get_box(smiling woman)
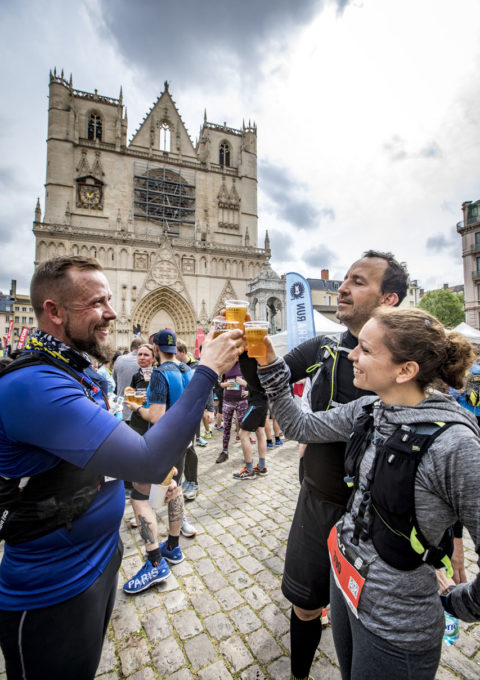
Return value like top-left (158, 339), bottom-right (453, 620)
top-left (255, 307), bottom-right (480, 680)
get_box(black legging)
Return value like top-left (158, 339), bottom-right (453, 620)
top-left (0, 541), bottom-right (122, 680)
top-left (330, 579), bottom-right (442, 680)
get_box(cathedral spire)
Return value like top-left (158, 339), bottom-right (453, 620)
top-left (34, 197), bottom-right (41, 223)
top-left (264, 229), bottom-right (271, 254)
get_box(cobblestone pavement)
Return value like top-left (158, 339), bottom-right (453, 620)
top-left (1, 430), bottom-right (479, 679)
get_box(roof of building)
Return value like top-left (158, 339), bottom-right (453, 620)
top-left (307, 278), bottom-right (341, 293)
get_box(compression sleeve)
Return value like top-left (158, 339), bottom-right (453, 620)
top-left (85, 365), bottom-right (217, 482)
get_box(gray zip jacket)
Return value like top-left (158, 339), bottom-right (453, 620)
top-left (259, 359), bottom-right (480, 650)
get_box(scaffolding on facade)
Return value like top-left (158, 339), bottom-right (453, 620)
top-left (133, 161), bottom-right (195, 236)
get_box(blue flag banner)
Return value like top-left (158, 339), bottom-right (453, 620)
top-left (286, 272), bottom-right (316, 352)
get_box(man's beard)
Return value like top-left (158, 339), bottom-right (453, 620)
top-left (65, 319), bottom-right (113, 363)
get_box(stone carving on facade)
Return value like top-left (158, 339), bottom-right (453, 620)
top-left (91, 151), bottom-right (105, 178)
top-left (76, 150), bottom-right (90, 174)
top-left (134, 253), bottom-right (148, 270)
top-left (212, 279), bottom-right (238, 319)
top-left (182, 256), bottom-right (195, 274)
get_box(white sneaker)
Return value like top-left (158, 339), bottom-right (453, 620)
top-left (183, 481), bottom-right (197, 501)
top-left (180, 516), bottom-right (196, 538)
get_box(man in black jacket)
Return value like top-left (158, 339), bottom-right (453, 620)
top-left (241, 250), bottom-right (408, 680)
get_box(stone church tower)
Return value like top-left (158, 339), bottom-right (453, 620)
top-left (33, 69), bottom-right (268, 349)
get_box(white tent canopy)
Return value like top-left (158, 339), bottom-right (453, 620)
top-left (451, 322), bottom-right (480, 344)
top-left (270, 310), bottom-right (344, 356)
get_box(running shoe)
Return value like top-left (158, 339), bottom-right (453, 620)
top-left (275, 438), bottom-right (283, 446)
top-left (253, 464), bottom-right (268, 476)
top-left (183, 482), bottom-right (197, 501)
top-left (159, 540), bottom-right (184, 564)
top-left (233, 467), bottom-right (255, 480)
top-left (128, 517), bottom-right (138, 528)
top-left (181, 480), bottom-right (189, 494)
top-left (180, 516), bottom-right (197, 537)
top-left (214, 424), bottom-right (224, 431)
top-left (197, 436), bottom-right (207, 447)
top-left (235, 435), bottom-right (240, 441)
top-left (203, 430), bottom-right (213, 438)
top-left (123, 558), bottom-right (170, 594)
top-left (267, 441), bottom-right (274, 449)
top-left (216, 451), bottom-right (229, 464)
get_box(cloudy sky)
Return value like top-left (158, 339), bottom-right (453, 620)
top-left (1, 0), bottom-right (480, 294)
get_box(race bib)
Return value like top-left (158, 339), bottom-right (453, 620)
top-left (328, 523), bottom-right (366, 617)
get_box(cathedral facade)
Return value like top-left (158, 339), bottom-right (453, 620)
top-left (33, 70), bottom-right (268, 349)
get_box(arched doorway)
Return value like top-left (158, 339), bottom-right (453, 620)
top-left (133, 287), bottom-right (196, 348)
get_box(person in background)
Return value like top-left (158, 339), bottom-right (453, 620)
top-left (176, 340), bottom-right (200, 501)
top-left (113, 338), bottom-right (144, 421)
top-left (123, 329), bottom-right (197, 594)
top-left (97, 354), bottom-right (118, 397)
top-left (265, 412), bottom-right (283, 448)
top-left (215, 362), bottom-right (249, 464)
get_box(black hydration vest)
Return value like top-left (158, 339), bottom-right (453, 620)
top-left (306, 334), bottom-right (353, 412)
top-left (0, 352), bottom-right (105, 545)
top-left (343, 401), bottom-right (455, 574)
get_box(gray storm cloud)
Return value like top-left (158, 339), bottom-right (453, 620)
top-left (98, 0), bottom-right (351, 87)
top-left (302, 243), bottom-right (337, 268)
top-left (260, 161), bottom-right (335, 231)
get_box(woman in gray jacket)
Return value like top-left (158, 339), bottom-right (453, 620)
top-left (256, 307), bottom-right (480, 680)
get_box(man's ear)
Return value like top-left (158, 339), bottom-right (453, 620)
top-left (382, 292), bottom-right (399, 308)
top-left (396, 361), bottom-right (419, 384)
top-left (43, 299), bottom-right (66, 327)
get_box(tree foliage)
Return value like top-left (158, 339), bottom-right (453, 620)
top-left (417, 290), bottom-right (465, 328)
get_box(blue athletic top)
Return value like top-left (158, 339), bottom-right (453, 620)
top-left (0, 363), bottom-right (122, 610)
top-left (148, 361), bottom-right (192, 408)
top-left (0, 359), bottom-right (215, 611)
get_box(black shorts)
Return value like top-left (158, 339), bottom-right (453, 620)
top-left (240, 403), bottom-right (268, 432)
top-left (282, 482), bottom-right (345, 610)
top-left (0, 541), bottom-right (122, 680)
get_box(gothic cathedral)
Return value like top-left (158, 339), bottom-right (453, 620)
top-left (33, 70), bottom-right (268, 349)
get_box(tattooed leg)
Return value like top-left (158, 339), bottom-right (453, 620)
top-left (168, 488), bottom-right (184, 537)
top-left (131, 498), bottom-right (158, 551)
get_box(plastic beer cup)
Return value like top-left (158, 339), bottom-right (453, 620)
top-left (134, 389), bottom-right (147, 405)
top-left (212, 317), bottom-right (239, 338)
top-left (225, 300), bottom-right (248, 331)
top-left (244, 321), bottom-right (269, 359)
top-left (124, 386), bottom-right (135, 404)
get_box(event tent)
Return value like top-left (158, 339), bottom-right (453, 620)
top-left (270, 310), bottom-right (344, 356)
top-left (451, 322), bottom-right (480, 344)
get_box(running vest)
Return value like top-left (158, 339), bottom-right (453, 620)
top-left (343, 401), bottom-right (456, 575)
top-left (306, 334), bottom-right (353, 412)
top-left (0, 352), bottom-right (105, 545)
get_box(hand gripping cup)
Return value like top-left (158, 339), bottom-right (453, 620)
top-left (244, 321), bottom-right (269, 359)
top-left (225, 299), bottom-right (249, 331)
top-left (212, 317), bottom-right (239, 338)
top-left (149, 467), bottom-right (176, 510)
